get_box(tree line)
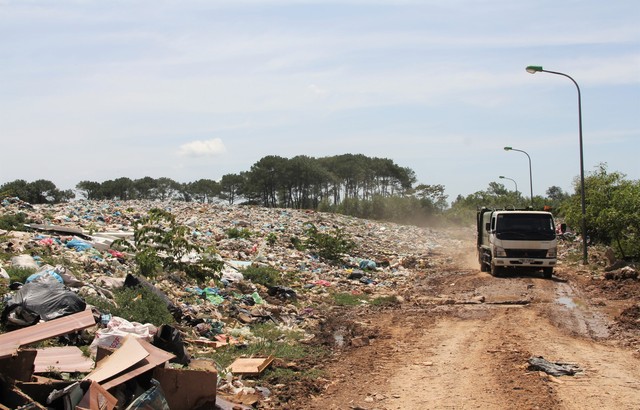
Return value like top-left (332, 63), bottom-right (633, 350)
top-left (2, 157), bottom-right (637, 259)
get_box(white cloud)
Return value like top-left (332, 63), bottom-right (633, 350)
top-left (178, 138), bottom-right (227, 157)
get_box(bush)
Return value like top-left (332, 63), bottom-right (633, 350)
top-left (0, 213), bottom-right (28, 231)
top-left (241, 265), bottom-right (282, 288)
top-left (304, 224), bottom-right (355, 262)
top-left (86, 285), bottom-right (174, 326)
top-left (113, 208), bottom-right (223, 281)
top-left (226, 227), bottom-right (253, 239)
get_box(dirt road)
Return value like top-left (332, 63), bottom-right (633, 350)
top-left (299, 234), bottom-right (640, 409)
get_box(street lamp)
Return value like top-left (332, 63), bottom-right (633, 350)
top-left (504, 146), bottom-right (533, 207)
top-left (526, 65), bottom-right (587, 265)
top-left (499, 176), bottom-right (518, 197)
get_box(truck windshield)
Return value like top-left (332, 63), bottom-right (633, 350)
top-left (495, 214), bottom-right (555, 240)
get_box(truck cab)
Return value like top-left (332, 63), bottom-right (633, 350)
top-left (477, 208), bottom-right (558, 278)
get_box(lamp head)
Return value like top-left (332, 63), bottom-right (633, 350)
top-left (504, 146), bottom-right (512, 151)
top-left (499, 176), bottom-right (505, 179)
top-left (526, 65), bottom-right (543, 74)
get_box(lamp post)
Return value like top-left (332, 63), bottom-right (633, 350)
top-left (504, 146), bottom-right (533, 207)
top-left (526, 65), bottom-right (587, 265)
top-left (499, 176), bottom-right (518, 197)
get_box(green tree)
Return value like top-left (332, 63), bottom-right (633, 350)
top-left (564, 164), bottom-right (640, 259)
top-left (219, 174), bottom-right (245, 205)
top-left (76, 180), bottom-right (102, 200)
top-left (0, 179), bottom-right (29, 199)
top-left (245, 156), bottom-right (287, 207)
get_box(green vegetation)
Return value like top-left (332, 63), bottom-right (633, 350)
top-left (332, 292), bottom-right (369, 306)
top-left (304, 224), bottom-right (355, 263)
top-left (204, 322), bottom-right (328, 382)
top-left (266, 232), bottom-right (278, 246)
top-left (85, 285), bottom-right (174, 326)
top-left (1, 180), bottom-right (74, 204)
top-left (225, 227), bottom-right (253, 239)
top-left (5, 266), bottom-right (36, 284)
top-left (370, 295), bottom-right (400, 307)
top-left (290, 236), bottom-right (305, 251)
top-left (113, 208), bottom-right (223, 281)
top-left (0, 212), bottom-right (28, 231)
top-left (563, 164), bottom-right (640, 260)
top-left (241, 265), bottom-right (283, 288)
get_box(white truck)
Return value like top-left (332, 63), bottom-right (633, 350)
top-left (477, 207), bottom-right (562, 278)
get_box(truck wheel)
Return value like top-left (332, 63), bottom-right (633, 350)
top-left (490, 263), bottom-right (502, 277)
top-left (543, 267), bottom-right (553, 279)
top-left (480, 261), bottom-right (489, 272)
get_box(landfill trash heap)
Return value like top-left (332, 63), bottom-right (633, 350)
top-left (0, 199), bottom-right (463, 409)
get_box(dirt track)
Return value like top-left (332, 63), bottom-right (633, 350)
top-left (298, 233), bottom-right (640, 410)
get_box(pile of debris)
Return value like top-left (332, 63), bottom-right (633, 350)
top-left (0, 199), bottom-right (462, 408)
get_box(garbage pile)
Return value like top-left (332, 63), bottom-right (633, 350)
top-left (0, 199), bottom-right (463, 409)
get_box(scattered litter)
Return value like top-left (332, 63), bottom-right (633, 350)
top-left (527, 356), bottom-right (582, 377)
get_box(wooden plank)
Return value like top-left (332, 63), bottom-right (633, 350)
top-left (228, 356), bottom-right (274, 375)
top-left (34, 346), bottom-right (94, 373)
top-left (0, 310), bottom-right (96, 359)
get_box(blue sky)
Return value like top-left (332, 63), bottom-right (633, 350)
top-left (1, 0), bottom-right (638, 202)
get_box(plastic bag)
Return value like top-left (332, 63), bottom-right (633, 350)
top-left (1, 276), bottom-right (87, 326)
top-left (153, 324), bottom-right (191, 365)
top-left (89, 316), bottom-right (156, 354)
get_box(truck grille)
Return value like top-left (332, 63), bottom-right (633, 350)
top-left (505, 249), bottom-right (547, 258)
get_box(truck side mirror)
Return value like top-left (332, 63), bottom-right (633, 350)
top-left (560, 223), bottom-right (567, 233)
top-left (485, 222), bottom-right (490, 232)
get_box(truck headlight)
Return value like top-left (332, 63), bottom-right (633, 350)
top-left (547, 247), bottom-right (557, 258)
top-left (493, 246), bottom-right (506, 257)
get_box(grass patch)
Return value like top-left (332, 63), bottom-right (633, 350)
top-left (332, 292), bottom-right (369, 306)
top-left (203, 322), bottom-right (328, 373)
top-left (370, 295), bottom-right (399, 307)
top-left (5, 266), bottom-right (36, 284)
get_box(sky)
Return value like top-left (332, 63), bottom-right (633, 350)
top-left (1, 0), bottom-right (639, 203)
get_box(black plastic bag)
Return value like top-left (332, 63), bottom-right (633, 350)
top-left (1, 276), bottom-right (86, 326)
top-left (153, 324), bottom-right (191, 365)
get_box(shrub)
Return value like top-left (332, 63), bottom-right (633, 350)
top-left (0, 213), bottom-right (28, 231)
top-left (113, 208), bottom-right (223, 281)
top-left (304, 224), bottom-right (355, 262)
top-left (266, 232), bottom-right (277, 246)
top-left (86, 285), bottom-right (174, 326)
top-left (226, 227), bottom-right (253, 239)
top-left (241, 265), bottom-right (282, 288)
